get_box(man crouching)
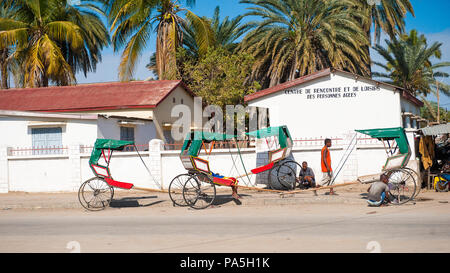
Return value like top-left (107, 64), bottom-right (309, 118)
top-left (367, 174), bottom-right (391, 207)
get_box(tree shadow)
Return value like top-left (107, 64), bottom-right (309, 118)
top-left (110, 195), bottom-right (165, 208)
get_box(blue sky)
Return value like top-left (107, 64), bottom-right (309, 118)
top-left (75, 0), bottom-right (450, 108)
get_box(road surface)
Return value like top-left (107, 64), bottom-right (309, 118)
top-left (0, 198), bottom-right (449, 253)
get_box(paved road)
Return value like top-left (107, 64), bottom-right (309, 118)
top-left (1, 198), bottom-right (449, 253)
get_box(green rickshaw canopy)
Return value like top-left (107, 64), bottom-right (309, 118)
top-left (355, 127), bottom-right (409, 154)
top-left (246, 125), bottom-right (292, 149)
top-left (181, 131), bottom-right (237, 157)
top-left (89, 139), bottom-right (134, 165)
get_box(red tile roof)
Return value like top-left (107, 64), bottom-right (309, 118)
top-left (0, 80), bottom-right (195, 112)
top-left (244, 68), bottom-right (332, 102)
top-left (244, 68), bottom-right (423, 107)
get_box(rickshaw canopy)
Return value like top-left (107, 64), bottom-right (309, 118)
top-left (89, 139), bottom-right (134, 165)
top-left (246, 125), bottom-right (292, 149)
top-left (181, 131), bottom-right (237, 157)
top-left (355, 127), bottom-right (409, 154)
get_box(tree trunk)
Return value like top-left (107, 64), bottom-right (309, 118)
top-left (42, 70), bottom-right (49, 87)
top-left (364, 28), bottom-right (373, 76)
top-left (156, 21), bottom-right (179, 80)
top-left (0, 49), bottom-right (8, 89)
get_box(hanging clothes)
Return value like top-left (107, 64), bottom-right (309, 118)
top-left (419, 136), bottom-right (434, 170)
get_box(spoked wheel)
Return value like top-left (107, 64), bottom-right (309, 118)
top-left (276, 160), bottom-right (301, 190)
top-left (78, 177), bottom-right (114, 211)
top-left (168, 174), bottom-right (192, 207)
top-left (385, 169), bottom-right (416, 205)
top-left (402, 167), bottom-right (421, 198)
top-left (268, 162), bottom-right (283, 190)
top-left (182, 172), bottom-right (216, 209)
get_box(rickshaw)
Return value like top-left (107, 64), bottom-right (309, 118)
top-left (355, 127), bottom-right (419, 204)
top-left (168, 131), bottom-right (237, 209)
top-left (244, 126), bottom-right (298, 190)
top-left (169, 126), bottom-right (295, 209)
top-left (78, 139), bottom-right (162, 211)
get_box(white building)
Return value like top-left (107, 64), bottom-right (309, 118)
top-left (0, 80), bottom-right (198, 144)
top-left (245, 68), bottom-right (424, 183)
top-left (245, 68), bottom-right (423, 137)
top-left (0, 110), bottom-right (156, 153)
top-left (0, 110), bottom-right (158, 193)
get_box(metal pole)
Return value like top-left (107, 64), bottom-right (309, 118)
top-left (437, 80), bottom-right (440, 123)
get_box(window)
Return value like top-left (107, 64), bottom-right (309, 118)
top-left (173, 97), bottom-right (176, 103)
top-left (120, 126), bottom-right (135, 142)
top-left (120, 126), bottom-right (135, 151)
top-left (181, 98), bottom-right (184, 104)
top-left (31, 127), bottom-right (63, 155)
top-left (163, 129), bottom-right (174, 144)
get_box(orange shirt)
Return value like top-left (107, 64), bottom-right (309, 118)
top-left (321, 146), bottom-right (332, 172)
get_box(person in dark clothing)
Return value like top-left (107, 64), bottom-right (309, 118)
top-left (299, 161), bottom-right (315, 188)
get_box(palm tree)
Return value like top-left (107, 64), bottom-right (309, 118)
top-left (109, 0), bottom-right (207, 81)
top-left (358, 0), bottom-right (414, 45)
top-left (146, 11), bottom-right (214, 79)
top-left (181, 6), bottom-right (251, 59)
top-left (238, 0), bottom-right (370, 88)
top-left (180, 12), bottom-right (215, 61)
top-left (211, 6), bottom-right (251, 53)
top-left (356, 0), bottom-right (414, 74)
top-left (372, 30), bottom-right (450, 97)
top-left (55, 1), bottom-right (110, 79)
top-left (0, 0), bottom-right (109, 87)
top-left (0, 0), bottom-right (18, 89)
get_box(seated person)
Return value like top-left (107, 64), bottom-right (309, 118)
top-left (367, 174), bottom-right (391, 207)
top-left (299, 161), bottom-right (315, 188)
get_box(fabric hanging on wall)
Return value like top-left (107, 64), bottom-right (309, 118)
top-left (419, 136), bottom-right (434, 170)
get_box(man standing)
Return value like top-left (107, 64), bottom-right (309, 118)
top-left (299, 161), bottom-right (315, 188)
top-left (320, 138), bottom-right (335, 195)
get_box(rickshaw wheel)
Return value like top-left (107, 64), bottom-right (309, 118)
top-left (182, 172), bottom-right (216, 209)
top-left (168, 174), bottom-right (192, 207)
top-left (78, 177), bottom-right (114, 211)
top-left (384, 169), bottom-right (416, 205)
top-left (276, 160), bottom-right (301, 190)
top-left (268, 162), bottom-right (283, 190)
top-left (402, 167), bottom-right (421, 198)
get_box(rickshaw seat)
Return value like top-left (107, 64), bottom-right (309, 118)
top-left (105, 177), bottom-right (134, 189)
top-left (211, 172), bottom-right (237, 186)
top-left (251, 162), bottom-right (274, 174)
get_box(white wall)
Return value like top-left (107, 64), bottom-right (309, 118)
top-left (97, 116), bottom-right (157, 145)
top-left (0, 116), bottom-right (98, 148)
top-left (0, 136), bottom-right (403, 193)
top-left (0, 117), bottom-right (31, 147)
top-left (8, 156), bottom-right (72, 192)
top-left (0, 115), bottom-right (156, 149)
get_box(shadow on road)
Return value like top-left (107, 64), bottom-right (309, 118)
top-left (211, 194), bottom-right (250, 206)
top-left (110, 195), bottom-right (165, 208)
